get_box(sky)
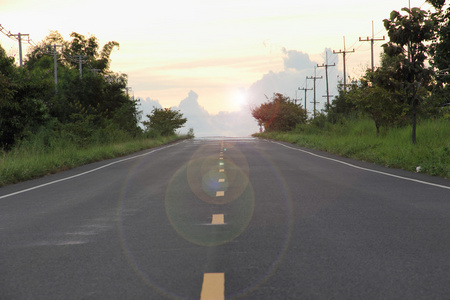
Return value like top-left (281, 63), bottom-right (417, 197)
top-left (1, 0), bottom-right (435, 136)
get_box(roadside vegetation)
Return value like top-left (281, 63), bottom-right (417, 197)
top-left (254, 118), bottom-right (449, 178)
top-left (252, 1), bottom-right (450, 179)
top-left (0, 31), bottom-right (192, 187)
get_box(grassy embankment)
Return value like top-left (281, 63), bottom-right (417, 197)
top-left (253, 118), bottom-right (450, 179)
top-left (0, 133), bottom-right (190, 187)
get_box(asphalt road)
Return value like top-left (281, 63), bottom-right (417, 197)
top-left (1, 137), bottom-right (449, 299)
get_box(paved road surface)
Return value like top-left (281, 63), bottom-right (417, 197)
top-left (1, 137), bottom-right (449, 299)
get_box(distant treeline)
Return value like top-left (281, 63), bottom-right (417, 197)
top-left (252, 2), bottom-right (449, 144)
top-left (0, 31), bottom-right (142, 150)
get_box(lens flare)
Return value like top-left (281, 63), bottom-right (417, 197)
top-left (116, 139), bottom-right (297, 299)
top-left (166, 163), bottom-right (255, 246)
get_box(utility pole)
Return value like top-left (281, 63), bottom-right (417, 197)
top-left (72, 55), bottom-right (87, 78)
top-left (306, 67), bottom-right (323, 118)
top-left (0, 25), bottom-right (32, 67)
top-left (13, 33), bottom-right (29, 66)
top-left (359, 21), bottom-right (385, 71)
top-left (317, 53), bottom-right (335, 107)
top-left (333, 36), bottom-right (355, 90)
top-left (125, 87), bottom-right (132, 98)
top-left (51, 45), bottom-right (63, 93)
top-left (299, 79), bottom-right (313, 115)
top-left (293, 90), bottom-right (298, 105)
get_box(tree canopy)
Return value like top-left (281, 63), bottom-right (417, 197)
top-left (143, 107), bottom-right (187, 136)
top-left (251, 93), bottom-right (307, 132)
top-left (0, 31), bottom-right (141, 149)
top-left (324, 1), bottom-right (449, 143)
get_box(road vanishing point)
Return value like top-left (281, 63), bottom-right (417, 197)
top-left (1, 137), bottom-right (450, 299)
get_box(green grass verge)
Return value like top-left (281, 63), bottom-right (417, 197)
top-left (253, 118), bottom-right (450, 179)
top-left (0, 135), bottom-right (189, 187)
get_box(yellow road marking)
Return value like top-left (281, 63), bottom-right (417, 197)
top-left (218, 179), bottom-right (225, 183)
top-left (219, 169), bottom-right (224, 172)
top-left (219, 162), bottom-right (224, 166)
top-left (201, 273), bottom-right (225, 300)
top-left (220, 157), bottom-right (223, 160)
top-left (216, 191), bottom-right (225, 197)
top-left (211, 214), bottom-right (224, 224)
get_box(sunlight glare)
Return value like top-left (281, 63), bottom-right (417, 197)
top-left (231, 88), bottom-right (247, 109)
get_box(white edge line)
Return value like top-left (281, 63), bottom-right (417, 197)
top-left (270, 140), bottom-right (450, 191)
top-left (0, 141), bottom-right (186, 200)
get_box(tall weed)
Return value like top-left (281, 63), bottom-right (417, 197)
top-left (0, 126), bottom-right (189, 186)
top-left (254, 117), bottom-right (450, 178)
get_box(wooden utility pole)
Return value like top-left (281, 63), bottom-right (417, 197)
top-left (333, 36), bottom-right (354, 90)
top-left (0, 25), bottom-right (31, 66)
top-left (359, 21), bottom-right (385, 71)
top-left (72, 55), bottom-right (87, 78)
top-left (298, 84), bottom-right (312, 116)
top-left (51, 45), bottom-right (63, 92)
top-left (307, 67), bottom-right (323, 118)
top-left (317, 53), bottom-right (335, 107)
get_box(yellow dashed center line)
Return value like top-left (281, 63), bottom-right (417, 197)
top-left (219, 169), bottom-right (224, 173)
top-left (218, 178), bottom-right (225, 183)
top-left (201, 273), bottom-right (225, 300)
top-left (216, 191), bottom-right (225, 197)
top-left (211, 214), bottom-right (224, 224)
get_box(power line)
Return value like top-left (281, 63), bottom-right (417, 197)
top-left (0, 24), bottom-right (35, 66)
top-left (307, 66), bottom-right (323, 118)
top-left (298, 83), bottom-right (313, 116)
top-left (317, 52), bottom-right (336, 107)
top-left (359, 20), bottom-right (385, 71)
top-left (333, 36), bottom-right (355, 90)
top-left (50, 45), bottom-right (63, 93)
top-left (72, 55), bottom-right (88, 78)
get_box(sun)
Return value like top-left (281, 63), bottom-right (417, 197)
top-left (231, 88), bottom-right (247, 110)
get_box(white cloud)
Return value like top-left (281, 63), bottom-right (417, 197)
top-left (174, 91), bottom-right (258, 137)
top-left (139, 97), bottom-right (162, 117)
top-left (138, 48), bottom-right (343, 136)
top-left (247, 48), bottom-right (341, 115)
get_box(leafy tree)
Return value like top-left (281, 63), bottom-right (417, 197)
top-left (0, 44), bottom-right (50, 149)
top-left (383, 5), bottom-right (439, 143)
top-left (0, 31), bottom-right (141, 149)
top-left (64, 32), bottom-right (119, 73)
top-left (143, 107), bottom-right (187, 136)
top-left (25, 32), bottom-right (136, 131)
top-left (325, 84), bottom-right (357, 124)
top-left (251, 93), bottom-right (307, 132)
top-left (348, 80), bottom-right (407, 134)
top-left (428, 2), bottom-right (450, 113)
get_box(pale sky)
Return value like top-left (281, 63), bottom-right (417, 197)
top-left (1, 0), bottom-right (434, 132)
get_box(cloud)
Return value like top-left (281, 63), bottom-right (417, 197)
top-left (174, 91), bottom-right (258, 137)
top-left (139, 97), bottom-right (162, 117)
top-left (247, 47), bottom-right (340, 115)
top-left (139, 90), bottom-right (258, 137)
top-left (282, 47), bottom-right (315, 71)
top-left (138, 48), bottom-right (341, 136)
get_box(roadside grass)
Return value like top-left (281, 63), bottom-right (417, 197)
top-left (253, 118), bottom-right (450, 179)
top-left (0, 134), bottom-right (189, 187)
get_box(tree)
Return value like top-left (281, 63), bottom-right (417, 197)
top-left (348, 80), bottom-right (407, 134)
top-left (428, 2), bottom-right (450, 113)
top-left (325, 84), bottom-right (357, 124)
top-left (383, 5), bottom-right (439, 143)
top-left (0, 44), bottom-right (50, 149)
top-left (344, 53), bottom-right (410, 134)
top-left (251, 93), bottom-right (307, 132)
top-left (143, 107), bottom-right (187, 136)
